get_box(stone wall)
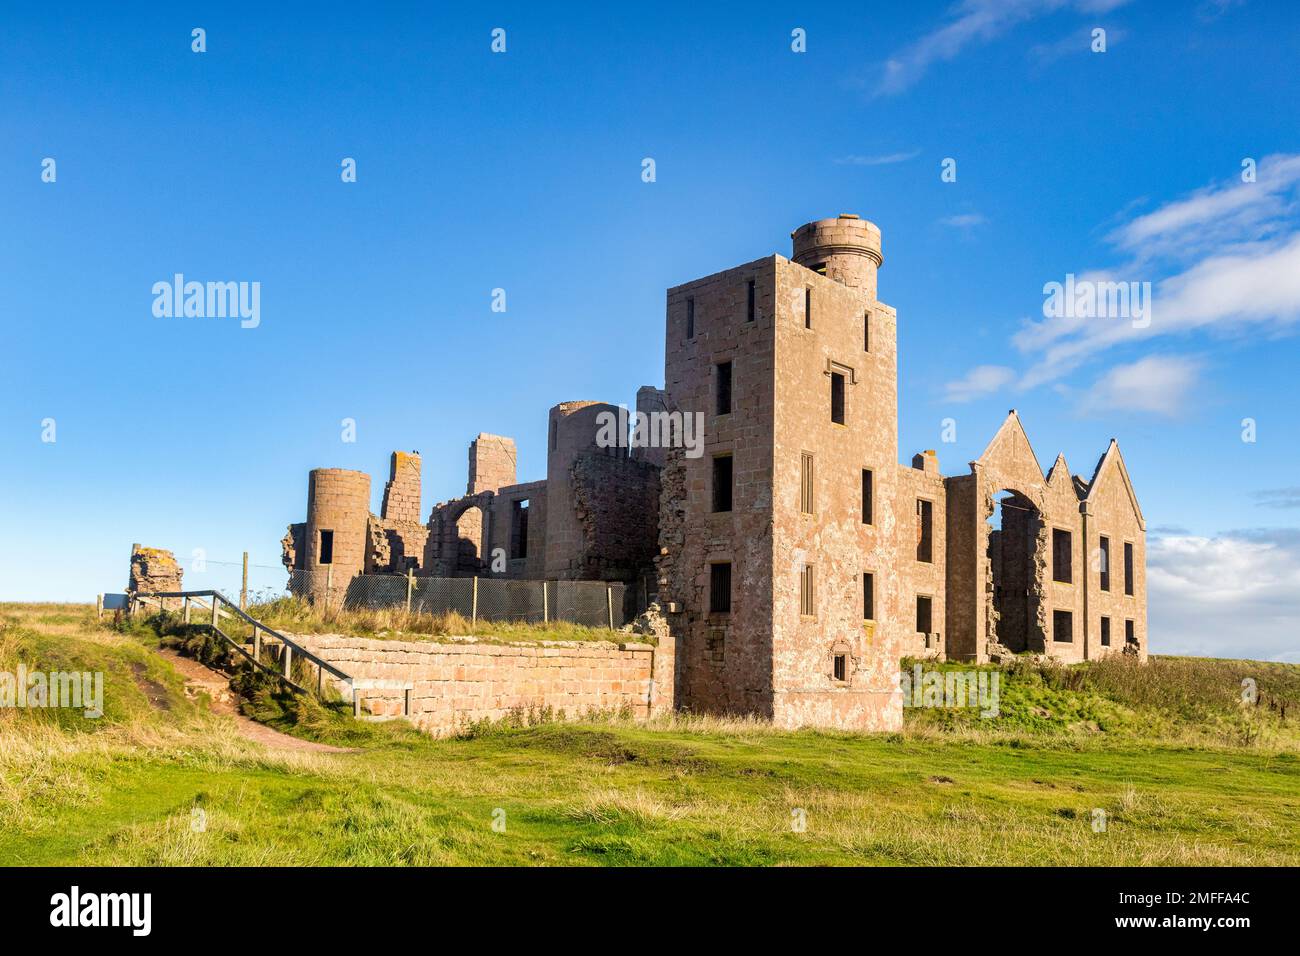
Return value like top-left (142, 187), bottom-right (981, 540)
top-left (295, 634), bottom-right (670, 737)
top-left (570, 452), bottom-right (660, 582)
top-left (128, 545), bottom-right (183, 610)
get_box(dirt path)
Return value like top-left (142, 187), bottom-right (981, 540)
top-left (157, 648), bottom-right (354, 754)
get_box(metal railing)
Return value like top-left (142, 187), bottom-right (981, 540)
top-left (135, 589), bottom-right (366, 707)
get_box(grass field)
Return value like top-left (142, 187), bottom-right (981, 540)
top-left (2, 603), bottom-right (1298, 866)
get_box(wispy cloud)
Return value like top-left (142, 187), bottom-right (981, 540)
top-left (874, 0), bottom-right (1132, 96)
top-left (942, 364), bottom-right (1015, 403)
top-left (1253, 488), bottom-right (1300, 510)
top-left (939, 212), bottom-right (987, 228)
top-left (1077, 354), bottom-right (1203, 417)
top-left (1148, 528), bottom-right (1300, 662)
top-left (833, 149), bottom-right (921, 166)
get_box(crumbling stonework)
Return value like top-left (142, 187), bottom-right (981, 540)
top-left (128, 545), bottom-right (183, 610)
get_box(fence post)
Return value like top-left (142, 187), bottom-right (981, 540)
top-left (406, 567), bottom-right (414, 613)
top-left (471, 576), bottom-right (479, 626)
top-left (96, 594), bottom-right (104, 621)
top-left (542, 581), bottom-right (548, 623)
top-left (183, 596), bottom-right (191, 624)
top-left (240, 551), bottom-right (249, 611)
top-left (283, 644), bottom-right (293, 681)
top-left (607, 585), bottom-right (614, 630)
top-left (252, 623), bottom-right (261, 661)
top-left (211, 595), bottom-right (219, 628)
top-left (326, 564), bottom-right (334, 605)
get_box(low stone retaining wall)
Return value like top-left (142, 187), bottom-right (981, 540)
top-left (293, 634), bottom-right (672, 736)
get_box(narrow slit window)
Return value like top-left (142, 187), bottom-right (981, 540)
top-left (916, 595), bottom-right (932, 634)
top-left (1053, 528), bottom-right (1073, 583)
top-left (916, 499), bottom-right (933, 563)
top-left (709, 562), bottom-right (732, 614)
top-left (863, 311), bottom-right (871, 352)
top-left (1100, 616), bottom-right (1111, 647)
top-left (833, 654), bottom-right (846, 682)
top-left (712, 455), bottom-right (733, 513)
top-left (804, 287), bottom-right (812, 329)
top-left (1099, 536), bottom-right (1111, 592)
top-left (686, 297), bottom-right (695, 339)
top-left (715, 361), bottom-right (732, 415)
top-left (861, 469), bottom-right (873, 524)
top-left (318, 529), bottom-right (334, 565)
top-left (746, 279), bottom-right (755, 322)
top-left (1124, 542), bottom-right (1134, 596)
top-left (830, 371), bottom-right (845, 424)
top-left (863, 572), bottom-right (874, 621)
top-left (800, 452), bottom-right (815, 514)
top-left (800, 564), bottom-right (815, 617)
top-left (510, 499), bottom-right (529, 560)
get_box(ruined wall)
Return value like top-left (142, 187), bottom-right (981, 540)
top-left (296, 634), bottom-right (665, 737)
top-left (128, 545), bottom-right (184, 610)
top-left (661, 257), bottom-right (778, 718)
top-left (467, 433), bottom-right (517, 495)
top-left (487, 479), bottom-right (549, 579)
top-left (544, 401), bottom-right (620, 579)
top-left (569, 453), bottom-right (660, 582)
top-left (1084, 445), bottom-right (1147, 661)
top-left (896, 452), bottom-right (947, 659)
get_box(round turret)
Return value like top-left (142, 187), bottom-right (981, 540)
top-left (791, 214), bottom-right (883, 297)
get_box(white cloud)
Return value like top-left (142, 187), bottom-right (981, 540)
top-left (939, 212), bottom-right (987, 228)
top-left (1148, 529), bottom-right (1300, 662)
top-left (1077, 355), bottom-right (1202, 417)
top-left (875, 0), bottom-right (1132, 96)
top-left (942, 364), bottom-right (1015, 403)
top-left (834, 149), bottom-right (921, 166)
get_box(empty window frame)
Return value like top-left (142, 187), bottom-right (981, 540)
top-left (830, 371), bottom-right (846, 424)
top-left (1052, 528), bottom-right (1073, 583)
top-left (861, 468), bottom-right (874, 524)
top-left (800, 564), bottom-right (815, 617)
top-left (1125, 618), bottom-right (1136, 646)
top-left (318, 529), bottom-right (334, 565)
top-left (832, 653), bottom-right (847, 682)
top-left (715, 360), bottom-right (732, 415)
top-left (804, 287), bottom-right (812, 329)
top-left (709, 562), bottom-right (732, 614)
top-left (1124, 542), bottom-right (1134, 596)
top-left (916, 595), bottom-right (933, 634)
top-left (712, 454), bottom-right (733, 513)
top-left (800, 452), bottom-right (815, 514)
top-left (1099, 535), bottom-right (1111, 592)
top-left (746, 279), bottom-right (755, 322)
top-left (1053, 609), bottom-right (1073, 643)
top-left (1100, 616), bottom-right (1111, 647)
top-left (916, 499), bottom-right (933, 563)
top-left (510, 499), bottom-right (529, 560)
top-left (686, 297), bottom-right (695, 339)
top-left (863, 572), bottom-right (875, 621)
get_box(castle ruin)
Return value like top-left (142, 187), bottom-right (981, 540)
top-left (283, 215), bottom-right (1148, 732)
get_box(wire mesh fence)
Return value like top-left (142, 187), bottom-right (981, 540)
top-left (283, 570), bottom-right (631, 628)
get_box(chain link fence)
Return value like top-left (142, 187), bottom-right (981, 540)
top-left (284, 570), bottom-right (631, 628)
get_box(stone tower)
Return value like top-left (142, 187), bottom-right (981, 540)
top-left (304, 467), bottom-right (371, 606)
top-left (659, 215), bottom-right (904, 731)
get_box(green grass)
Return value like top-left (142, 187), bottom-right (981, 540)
top-left (1, 603), bottom-right (1298, 866)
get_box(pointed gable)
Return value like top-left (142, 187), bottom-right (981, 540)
top-left (1086, 439), bottom-right (1145, 529)
top-left (975, 410), bottom-right (1046, 493)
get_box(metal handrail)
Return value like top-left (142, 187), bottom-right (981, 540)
top-left (139, 588), bottom-right (352, 694)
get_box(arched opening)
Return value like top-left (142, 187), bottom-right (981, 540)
top-left (986, 489), bottom-right (1045, 653)
top-left (455, 505), bottom-right (485, 575)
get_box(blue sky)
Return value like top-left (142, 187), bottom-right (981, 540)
top-left (3, 1), bottom-right (1298, 660)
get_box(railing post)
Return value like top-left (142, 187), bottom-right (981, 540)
top-left (211, 595), bottom-right (219, 628)
top-left (472, 576), bottom-right (478, 626)
top-left (252, 623), bottom-right (261, 661)
top-left (183, 596), bottom-right (191, 625)
top-left (326, 565), bottom-right (334, 605)
top-left (283, 644), bottom-right (292, 680)
top-left (406, 567), bottom-right (414, 613)
top-left (317, 663), bottom-right (324, 697)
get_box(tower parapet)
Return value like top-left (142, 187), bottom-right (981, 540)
top-left (791, 214), bottom-right (883, 297)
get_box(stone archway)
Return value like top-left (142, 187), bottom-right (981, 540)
top-left (985, 489), bottom-right (1047, 654)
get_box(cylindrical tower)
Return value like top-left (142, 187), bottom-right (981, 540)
top-left (791, 214), bottom-right (883, 298)
top-left (303, 467), bottom-right (371, 606)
